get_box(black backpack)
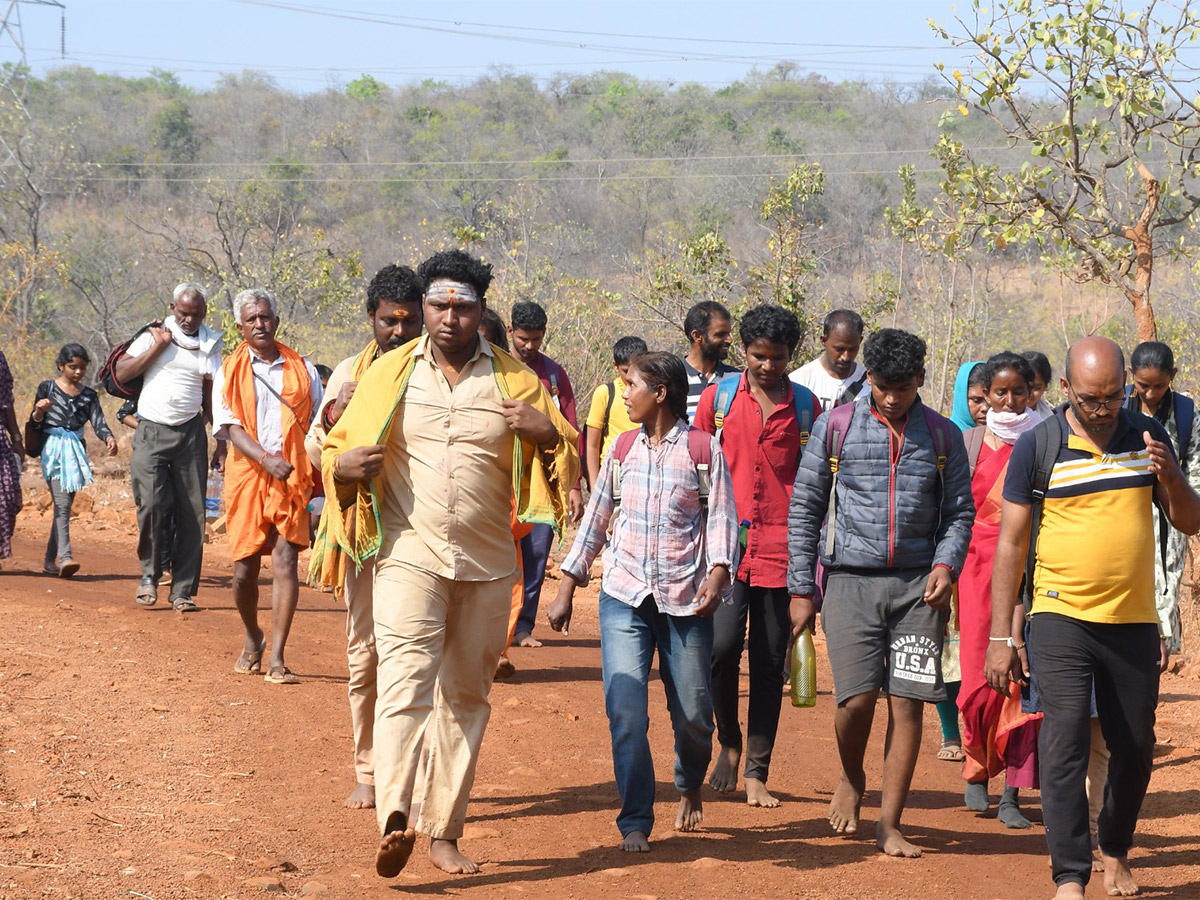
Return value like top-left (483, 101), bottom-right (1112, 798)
top-left (1021, 408), bottom-right (1168, 612)
top-left (99, 321), bottom-right (162, 400)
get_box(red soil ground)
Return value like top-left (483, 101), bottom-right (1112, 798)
top-left (2, 474), bottom-right (1199, 899)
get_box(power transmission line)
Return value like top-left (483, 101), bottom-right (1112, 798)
top-left (239, 0), bottom-right (944, 52)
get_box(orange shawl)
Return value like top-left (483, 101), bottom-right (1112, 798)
top-left (222, 341), bottom-right (315, 560)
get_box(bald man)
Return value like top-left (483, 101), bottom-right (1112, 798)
top-left (986, 336), bottom-right (1200, 900)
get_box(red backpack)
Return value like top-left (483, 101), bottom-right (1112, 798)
top-left (99, 321), bottom-right (162, 400)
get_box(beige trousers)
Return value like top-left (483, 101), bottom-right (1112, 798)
top-left (1086, 717), bottom-right (1111, 838)
top-left (372, 557), bottom-right (514, 840)
top-left (345, 558), bottom-right (377, 785)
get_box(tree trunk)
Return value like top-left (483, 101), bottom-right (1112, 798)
top-left (1123, 219), bottom-right (1156, 342)
top-left (1124, 165), bottom-right (1160, 343)
top-left (937, 261), bottom-right (958, 411)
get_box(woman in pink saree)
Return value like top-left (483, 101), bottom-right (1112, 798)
top-left (956, 351), bottom-right (1043, 828)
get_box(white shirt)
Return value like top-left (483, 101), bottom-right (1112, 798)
top-left (127, 324), bottom-right (222, 427)
top-left (789, 357), bottom-right (868, 411)
top-left (211, 349), bottom-right (323, 454)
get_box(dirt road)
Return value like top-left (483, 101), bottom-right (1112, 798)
top-left (2, 493), bottom-right (1199, 899)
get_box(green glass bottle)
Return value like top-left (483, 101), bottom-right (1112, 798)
top-left (790, 628), bottom-right (816, 708)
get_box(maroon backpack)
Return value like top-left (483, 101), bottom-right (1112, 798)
top-left (609, 426), bottom-right (714, 507)
top-left (99, 321), bottom-right (162, 400)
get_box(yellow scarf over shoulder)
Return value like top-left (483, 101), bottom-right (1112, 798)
top-left (309, 337), bottom-right (579, 590)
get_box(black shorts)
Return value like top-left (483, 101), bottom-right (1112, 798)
top-left (821, 567), bottom-right (947, 704)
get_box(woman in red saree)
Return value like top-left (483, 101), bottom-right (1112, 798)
top-left (956, 351), bottom-right (1043, 828)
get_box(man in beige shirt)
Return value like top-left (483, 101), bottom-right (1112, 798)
top-left (326, 250), bottom-right (578, 878)
top-left (305, 264), bottom-right (423, 810)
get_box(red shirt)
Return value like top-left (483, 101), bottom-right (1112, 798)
top-left (694, 375), bottom-right (821, 587)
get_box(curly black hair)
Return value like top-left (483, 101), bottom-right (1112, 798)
top-left (417, 249), bottom-right (493, 301)
top-left (982, 351), bottom-right (1035, 390)
top-left (510, 301), bottom-right (548, 332)
top-left (861, 328), bottom-right (926, 383)
top-left (739, 304), bottom-right (801, 353)
top-left (366, 264), bottom-right (423, 316)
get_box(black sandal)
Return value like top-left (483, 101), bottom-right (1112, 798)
top-left (135, 576), bottom-right (157, 607)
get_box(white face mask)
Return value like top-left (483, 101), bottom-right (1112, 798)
top-left (987, 408), bottom-right (1039, 444)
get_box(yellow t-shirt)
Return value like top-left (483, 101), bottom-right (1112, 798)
top-left (586, 377), bottom-right (636, 465)
top-left (1003, 412), bottom-right (1163, 624)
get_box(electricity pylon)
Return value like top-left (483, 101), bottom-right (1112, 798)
top-left (1, 0), bottom-right (66, 170)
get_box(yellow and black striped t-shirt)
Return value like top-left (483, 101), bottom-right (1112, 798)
top-left (1002, 408), bottom-right (1173, 624)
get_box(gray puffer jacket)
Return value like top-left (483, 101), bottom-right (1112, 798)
top-left (787, 397), bottom-right (975, 596)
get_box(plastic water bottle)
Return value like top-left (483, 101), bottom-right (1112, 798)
top-left (205, 468), bottom-right (223, 519)
top-left (790, 628), bottom-right (816, 708)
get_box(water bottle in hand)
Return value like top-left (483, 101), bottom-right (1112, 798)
top-left (205, 467), bottom-right (223, 519)
top-left (790, 627), bottom-right (816, 708)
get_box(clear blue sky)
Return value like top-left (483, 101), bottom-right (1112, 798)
top-left (5, 0), bottom-right (976, 92)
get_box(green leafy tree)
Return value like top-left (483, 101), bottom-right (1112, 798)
top-left (152, 98), bottom-right (199, 163)
top-left (746, 162), bottom-right (825, 336)
top-left (929, 0), bottom-right (1200, 341)
top-left (883, 164), bottom-right (932, 326)
top-left (346, 74), bottom-right (383, 101)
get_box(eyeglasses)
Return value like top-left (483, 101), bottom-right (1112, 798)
top-left (1066, 384), bottom-right (1125, 413)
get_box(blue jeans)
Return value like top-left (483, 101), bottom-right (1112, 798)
top-left (516, 523), bottom-right (554, 636)
top-left (599, 590), bottom-right (714, 838)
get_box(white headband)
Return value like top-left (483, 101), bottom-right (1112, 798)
top-left (425, 280), bottom-right (480, 304)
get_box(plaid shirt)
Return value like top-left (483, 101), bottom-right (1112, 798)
top-left (561, 420), bottom-right (738, 615)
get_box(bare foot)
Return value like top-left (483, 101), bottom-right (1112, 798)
top-left (375, 814), bottom-right (416, 878)
top-left (675, 789), bottom-right (703, 832)
top-left (429, 839), bottom-right (480, 875)
top-left (829, 772), bottom-right (864, 835)
top-left (345, 782), bottom-right (376, 809)
top-left (708, 744), bottom-right (740, 792)
top-left (494, 657), bottom-right (516, 680)
top-left (1103, 854), bottom-right (1139, 896)
top-left (745, 777), bottom-right (780, 808)
top-left (619, 830), bottom-right (650, 852)
top-left (1053, 882), bottom-right (1086, 900)
top-left (877, 826), bottom-right (923, 858)
top-left (514, 632), bottom-right (542, 648)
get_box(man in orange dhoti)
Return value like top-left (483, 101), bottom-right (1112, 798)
top-left (214, 288), bottom-right (323, 685)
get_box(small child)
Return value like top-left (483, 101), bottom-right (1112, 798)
top-left (548, 350), bottom-right (738, 853)
top-left (28, 343), bottom-right (117, 577)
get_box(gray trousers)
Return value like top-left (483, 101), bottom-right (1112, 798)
top-left (44, 478), bottom-right (74, 565)
top-left (130, 415), bottom-right (207, 600)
